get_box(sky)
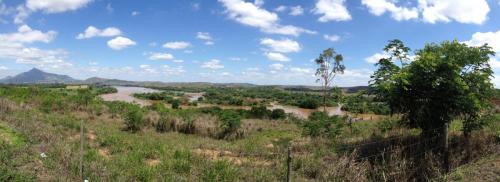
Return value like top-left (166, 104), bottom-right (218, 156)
top-left (0, 0), bottom-right (500, 87)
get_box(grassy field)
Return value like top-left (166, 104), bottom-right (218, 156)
top-left (0, 86), bottom-right (498, 181)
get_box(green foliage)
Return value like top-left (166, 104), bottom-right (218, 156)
top-left (376, 118), bottom-right (400, 134)
top-left (124, 105), bottom-right (144, 132)
top-left (298, 98), bottom-right (320, 109)
top-left (370, 40), bottom-right (495, 135)
top-left (302, 111), bottom-right (344, 138)
top-left (171, 99), bottom-right (181, 109)
top-left (315, 48), bottom-right (345, 110)
top-left (201, 160), bottom-right (239, 182)
top-left (218, 110), bottom-right (241, 138)
top-left (249, 105), bottom-right (270, 119)
top-left (270, 109), bottom-right (286, 120)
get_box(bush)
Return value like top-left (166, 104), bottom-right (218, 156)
top-left (302, 111), bottom-right (344, 138)
top-left (250, 105), bottom-right (270, 119)
top-left (171, 99), bottom-right (181, 109)
top-left (376, 118), bottom-right (399, 134)
top-left (218, 110), bottom-right (241, 139)
top-left (298, 98), bottom-right (320, 109)
top-left (270, 109), bottom-right (286, 120)
top-left (124, 106), bottom-right (144, 132)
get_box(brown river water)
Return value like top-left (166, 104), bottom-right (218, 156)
top-left (99, 86), bottom-right (355, 119)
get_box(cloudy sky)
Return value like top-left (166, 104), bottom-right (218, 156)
top-left (0, 0), bottom-right (500, 87)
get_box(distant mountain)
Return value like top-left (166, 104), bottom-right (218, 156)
top-left (0, 68), bottom-right (79, 84)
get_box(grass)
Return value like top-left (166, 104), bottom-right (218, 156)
top-left (445, 152), bottom-right (500, 181)
top-left (0, 122), bottom-right (26, 146)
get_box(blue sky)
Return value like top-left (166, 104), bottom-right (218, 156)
top-left (0, 0), bottom-right (500, 87)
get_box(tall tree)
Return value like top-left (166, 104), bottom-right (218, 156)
top-left (315, 48), bottom-right (345, 112)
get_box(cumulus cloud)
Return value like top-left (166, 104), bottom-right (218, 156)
top-left (274, 5), bottom-right (286, 12)
top-left (26, 0), bottom-right (92, 13)
top-left (202, 59), bottom-right (224, 69)
top-left (361, 0), bottom-right (418, 21)
top-left (107, 36), bottom-right (136, 50)
top-left (365, 52), bottom-right (389, 64)
top-left (131, 11), bottom-right (140, 16)
top-left (265, 52), bottom-right (290, 62)
top-left (362, 0), bottom-right (489, 24)
top-left (289, 6), bottom-right (304, 16)
top-left (313, 0), bottom-right (351, 22)
top-left (0, 25), bottom-right (72, 69)
top-left (15, 0), bottom-right (93, 24)
top-left (163, 41), bottom-right (191, 49)
top-left (0, 25), bottom-right (56, 43)
top-left (419, 0), bottom-right (489, 24)
top-left (148, 52), bottom-right (174, 61)
top-left (260, 38), bottom-right (301, 53)
top-left (218, 0), bottom-right (315, 36)
top-left (76, 26), bottom-right (122, 39)
top-left (463, 30), bottom-right (500, 52)
top-left (323, 34), bottom-right (340, 42)
top-left (162, 65), bottom-right (185, 75)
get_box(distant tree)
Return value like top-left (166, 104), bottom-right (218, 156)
top-left (124, 106), bottom-right (144, 132)
top-left (315, 48), bottom-right (345, 112)
top-left (270, 109), bottom-right (286, 120)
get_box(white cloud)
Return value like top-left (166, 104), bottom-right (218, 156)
top-left (260, 38), bottom-right (301, 53)
top-left (269, 63), bottom-right (284, 70)
top-left (202, 59), bottom-right (224, 69)
top-left (361, 0), bottom-right (418, 21)
top-left (163, 41), bottom-right (191, 49)
top-left (139, 64), bottom-right (157, 73)
top-left (14, 5), bottom-right (29, 24)
top-left (323, 34), bottom-right (340, 42)
top-left (289, 6), bottom-right (304, 16)
top-left (313, 0), bottom-right (351, 22)
top-left (107, 36), bottom-right (136, 50)
top-left (275, 5), bottom-right (286, 12)
top-left (254, 0), bottom-right (264, 7)
top-left (131, 11), bottom-right (140, 16)
top-left (0, 66), bottom-right (7, 70)
top-left (365, 52), bottom-right (389, 64)
top-left (196, 32), bottom-right (213, 40)
top-left (76, 26), bottom-right (122, 39)
top-left (0, 25), bottom-right (56, 43)
top-left (463, 30), bottom-right (500, 52)
top-left (149, 52), bottom-right (174, 60)
top-left (26, 0), bottom-right (92, 13)
top-left (162, 65), bottom-right (185, 75)
top-left (419, 0), bottom-right (489, 24)
top-left (290, 67), bottom-right (313, 74)
top-left (173, 59), bottom-right (184, 63)
top-left (265, 52), bottom-right (290, 62)
top-left (218, 0), bottom-right (314, 36)
top-left (197, 32), bottom-right (214, 45)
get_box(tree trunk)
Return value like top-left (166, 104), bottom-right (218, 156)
top-left (464, 130), bottom-right (471, 162)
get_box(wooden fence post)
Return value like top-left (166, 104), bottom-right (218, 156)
top-left (443, 122), bottom-right (450, 173)
top-left (287, 146), bottom-right (292, 182)
top-left (80, 119), bottom-right (84, 180)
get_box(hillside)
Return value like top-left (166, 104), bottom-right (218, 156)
top-left (0, 68), bottom-right (79, 84)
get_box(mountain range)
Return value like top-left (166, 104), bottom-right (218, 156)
top-left (0, 68), bottom-right (369, 92)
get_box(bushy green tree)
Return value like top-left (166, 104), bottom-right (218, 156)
top-left (298, 98), bottom-right (320, 109)
top-left (218, 110), bottom-right (241, 138)
top-left (370, 40), bottom-right (495, 141)
top-left (171, 99), bottom-right (181, 109)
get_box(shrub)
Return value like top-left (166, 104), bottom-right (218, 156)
top-left (270, 109), bottom-right (286, 120)
top-left (124, 106), bottom-right (144, 132)
top-left (302, 111), bottom-right (344, 138)
top-left (250, 105), bottom-right (270, 119)
top-left (171, 99), bottom-right (181, 109)
top-left (376, 118), bottom-right (399, 134)
top-left (298, 98), bottom-right (320, 109)
top-left (156, 113), bottom-right (171, 132)
top-left (218, 110), bottom-right (241, 139)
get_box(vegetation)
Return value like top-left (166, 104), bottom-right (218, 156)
top-left (0, 40), bottom-right (498, 181)
top-left (315, 48), bottom-right (345, 112)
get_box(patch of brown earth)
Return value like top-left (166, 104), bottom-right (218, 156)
top-left (145, 158), bottom-right (161, 166)
top-left (192, 148), bottom-right (272, 166)
top-left (98, 148), bottom-right (110, 158)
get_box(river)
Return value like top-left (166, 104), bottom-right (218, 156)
top-left (99, 86), bottom-right (346, 118)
